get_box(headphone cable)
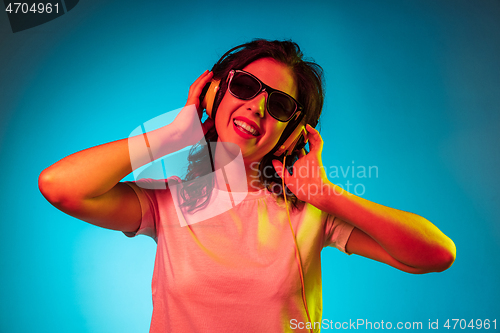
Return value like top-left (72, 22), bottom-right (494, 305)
top-left (282, 155), bottom-right (314, 333)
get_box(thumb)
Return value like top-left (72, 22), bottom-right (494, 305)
top-left (272, 159), bottom-right (291, 180)
top-left (202, 117), bottom-right (215, 135)
top-left (305, 124), bottom-right (323, 153)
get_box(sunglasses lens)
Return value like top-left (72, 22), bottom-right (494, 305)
top-left (268, 93), bottom-right (296, 121)
top-left (230, 72), bottom-right (260, 99)
top-left (229, 71), bottom-right (299, 122)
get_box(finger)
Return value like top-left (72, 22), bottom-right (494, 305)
top-left (297, 148), bottom-right (307, 158)
top-left (305, 124), bottom-right (323, 153)
top-left (201, 117), bottom-right (215, 135)
top-left (192, 70), bottom-right (213, 92)
top-left (272, 159), bottom-right (283, 177)
top-left (196, 69), bottom-right (211, 81)
top-left (187, 71), bottom-right (214, 107)
top-left (305, 123), bottom-right (319, 135)
top-left (272, 160), bottom-right (292, 180)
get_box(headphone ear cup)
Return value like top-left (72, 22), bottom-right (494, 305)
top-left (200, 80), bottom-right (221, 119)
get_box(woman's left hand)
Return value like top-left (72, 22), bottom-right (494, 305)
top-left (272, 124), bottom-right (331, 204)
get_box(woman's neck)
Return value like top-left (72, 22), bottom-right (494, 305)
top-left (212, 141), bottom-right (265, 193)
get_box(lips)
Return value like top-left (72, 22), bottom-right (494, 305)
top-left (233, 117), bottom-right (261, 137)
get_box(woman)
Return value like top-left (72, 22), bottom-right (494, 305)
top-left (39, 39), bottom-right (456, 333)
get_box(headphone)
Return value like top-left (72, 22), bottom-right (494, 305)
top-left (200, 79), bottom-right (308, 157)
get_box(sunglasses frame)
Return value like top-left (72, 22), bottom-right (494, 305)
top-left (226, 69), bottom-right (303, 122)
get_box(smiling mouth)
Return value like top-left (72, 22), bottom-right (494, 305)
top-left (233, 119), bottom-right (260, 136)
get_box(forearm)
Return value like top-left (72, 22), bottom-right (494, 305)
top-left (39, 123), bottom-right (184, 202)
top-left (314, 181), bottom-right (456, 271)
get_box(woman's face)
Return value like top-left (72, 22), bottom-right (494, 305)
top-left (215, 57), bottom-right (298, 164)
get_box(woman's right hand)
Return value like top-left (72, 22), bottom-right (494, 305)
top-left (186, 69), bottom-right (213, 111)
top-left (172, 70), bottom-right (216, 145)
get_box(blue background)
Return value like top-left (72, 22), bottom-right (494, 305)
top-left (1, 0), bottom-right (499, 331)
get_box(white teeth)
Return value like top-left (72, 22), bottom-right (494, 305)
top-left (234, 119), bottom-right (259, 136)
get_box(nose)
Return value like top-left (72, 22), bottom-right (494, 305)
top-left (247, 91), bottom-right (267, 118)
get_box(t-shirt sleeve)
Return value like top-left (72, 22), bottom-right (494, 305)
top-left (122, 179), bottom-right (162, 241)
top-left (323, 214), bottom-right (355, 254)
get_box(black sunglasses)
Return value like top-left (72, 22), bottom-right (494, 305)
top-left (227, 69), bottom-right (303, 122)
